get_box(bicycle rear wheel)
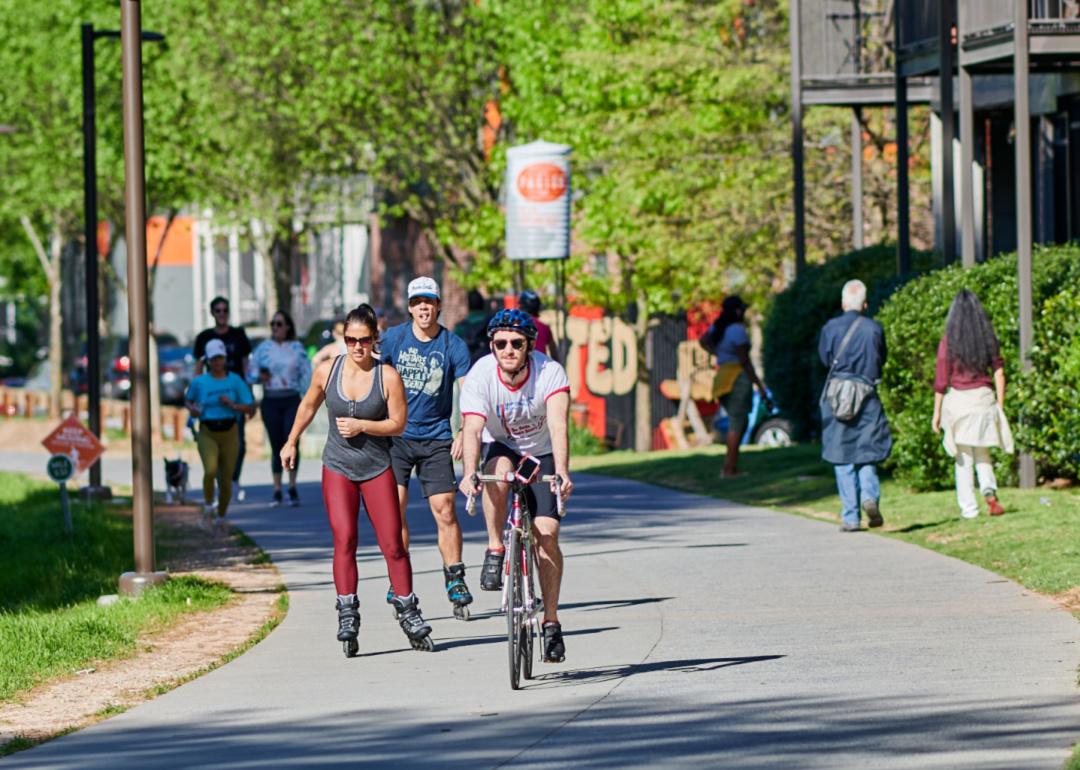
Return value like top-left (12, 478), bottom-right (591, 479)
top-left (522, 537), bottom-right (539, 680)
top-left (506, 527), bottom-right (523, 690)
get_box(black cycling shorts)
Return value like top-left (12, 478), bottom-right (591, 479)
top-left (483, 442), bottom-right (562, 520)
top-left (390, 438), bottom-right (456, 498)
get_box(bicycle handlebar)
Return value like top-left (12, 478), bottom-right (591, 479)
top-left (464, 473), bottom-right (566, 518)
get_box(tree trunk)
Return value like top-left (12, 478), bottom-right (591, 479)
top-left (250, 219), bottom-right (280, 320)
top-left (47, 226), bottom-right (63, 420)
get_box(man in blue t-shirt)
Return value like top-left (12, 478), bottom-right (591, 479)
top-left (379, 276), bottom-right (474, 617)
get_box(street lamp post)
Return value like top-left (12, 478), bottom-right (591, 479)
top-left (80, 22), bottom-right (163, 502)
top-left (117, 0), bottom-right (167, 596)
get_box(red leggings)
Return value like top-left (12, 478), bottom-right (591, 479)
top-left (322, 466), bottom-right (413, 597)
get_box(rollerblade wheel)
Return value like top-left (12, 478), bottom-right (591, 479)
top-left (410, 635), bottom-right (435, 652)
top-left (343, 638), bottom-right (359, 658)
top-left (453, 604), bottom-right (471, 621)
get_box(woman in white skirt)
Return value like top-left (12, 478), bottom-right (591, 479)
top-left (931, 290), bottom-right (1013, 518)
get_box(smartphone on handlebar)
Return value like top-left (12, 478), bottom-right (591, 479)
top-left (515, 454), bottom-right (542, 484)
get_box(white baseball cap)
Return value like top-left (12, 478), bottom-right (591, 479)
top-left (204, 339), bottom-right (227, 360)
top-left (407, 277), bottom-right (440, 301)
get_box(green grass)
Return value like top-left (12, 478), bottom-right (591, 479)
top-left (1067, 743), bottom-right (1080, 770)
top-left (574, 444), bottom-right (1080, 597)
top-left (0, 576), bottom-right (231, 702)
top-left (0, 473), bottom-right (136, 612)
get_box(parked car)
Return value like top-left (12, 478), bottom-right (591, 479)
top-left (69, 334), bottom-right (181, 400)
top-left (158, 346), bottom-right (196, 405)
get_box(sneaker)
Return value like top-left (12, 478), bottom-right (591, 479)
top-left (840, 521), bottom-right (861, 532)
top-left (288, 487), bottom-right (300, 508)
top-left (270, 490), bottom-right (283, 508)
top-left (542, 621), bottom-right (565, 663)
top-left (480, 548), bottom-right (505, 591)
top-left (862, 499), bottom-right (884, 528)
top-left (986, 494), bottom-right (1005, 516)
top-left (214, 516), bottom-right (228, 535)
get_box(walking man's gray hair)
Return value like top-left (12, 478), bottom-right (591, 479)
top-left (841, 280), bottom-right (867, 312)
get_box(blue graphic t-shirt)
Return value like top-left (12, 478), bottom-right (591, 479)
top-left (185, 372), bottom-right (253, 422)
top-left (380, 323), bottom-right (472, 440)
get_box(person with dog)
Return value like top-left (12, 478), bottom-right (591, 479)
top-left (186, 339), bottom-right (255, 532)
top-left (194, 296), bottom-right (253, 502)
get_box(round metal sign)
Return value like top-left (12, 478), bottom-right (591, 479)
top-left (46, 454), bottom-right (75, 484)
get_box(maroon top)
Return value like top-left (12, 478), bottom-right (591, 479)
top-left (934, 336), bottom-right (1003, 394)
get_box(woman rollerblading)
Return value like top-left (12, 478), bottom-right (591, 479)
top-left (281, 303), bottom-right (434, 657)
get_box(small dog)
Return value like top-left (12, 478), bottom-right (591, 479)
top-left (164, 457), bottom-right (189, 505)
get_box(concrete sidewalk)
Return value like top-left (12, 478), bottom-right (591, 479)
top-left (3, 470), bottom-right (1078, 769)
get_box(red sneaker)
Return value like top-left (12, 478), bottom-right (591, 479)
top-left (986, 495), bottom-right (1005, 516)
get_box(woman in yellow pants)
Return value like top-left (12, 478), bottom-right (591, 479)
top-left (185, 338), bottom-right (255, 531)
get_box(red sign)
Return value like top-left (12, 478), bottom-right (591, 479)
top-left (41, 417), bottom-right (105, 474)
top-left (516, 163), bottom-right (568, 202)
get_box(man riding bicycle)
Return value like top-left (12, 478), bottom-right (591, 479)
top-left (458, 308), bottom-right (574, 663)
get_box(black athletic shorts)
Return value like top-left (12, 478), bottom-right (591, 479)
top-left (390, 438), bottom-right (456, 497)
top-left (483, 442), bottom-right (562, 520)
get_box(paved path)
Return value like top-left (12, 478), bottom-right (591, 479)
top-left (3, 460), bottom-right (1078, 769)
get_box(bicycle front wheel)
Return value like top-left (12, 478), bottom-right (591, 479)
top-left (506, 527), bottom-right (523, 690)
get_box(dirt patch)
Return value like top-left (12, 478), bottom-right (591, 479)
top-left (1053, 587), bottom-right (1080, 615)
top-left (0, 504), bottom-right (285, 749)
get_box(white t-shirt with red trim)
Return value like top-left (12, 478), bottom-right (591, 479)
top-left (460, 352), bottom-right (570, 457)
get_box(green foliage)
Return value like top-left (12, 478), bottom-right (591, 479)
top-left (1014, 287), bottom-right (1080, 481)
top-left (762, 244), bottom-right (932, 439)
top-left (0, 575), bottom-right (230, 702)
top-left (570, 418), bottom-right (608, 456)
top-left (877, 244), bottom-right (1080, 489)
top-left (493, 0), bottom-right (795, 312)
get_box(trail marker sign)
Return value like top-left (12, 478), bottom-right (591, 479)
top-left (41, 416), bottom-right (105, 474)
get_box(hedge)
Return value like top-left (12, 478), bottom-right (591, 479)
top-left (877, 244), bottom-right (1080, 489)
top-left (762, 244), bottom-right (933, 439)
top-left (1014, 285), bottom-right (1080, 481)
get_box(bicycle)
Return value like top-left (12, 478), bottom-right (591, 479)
top-left (465, 455), bottom-right (565, 690)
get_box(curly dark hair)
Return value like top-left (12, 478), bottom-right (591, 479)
top-left (945, 289), bottom-right (999, 373)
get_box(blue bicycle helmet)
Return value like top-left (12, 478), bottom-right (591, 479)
top-left (487, 308), bottom-right (538, 341)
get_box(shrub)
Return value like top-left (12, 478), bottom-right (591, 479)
top-left (1014, 286), bottom-right (1080, 481)
top-left (762, 244), bottom-right (933, 438)
top-left (877, 244), bottom-right (1080, 489)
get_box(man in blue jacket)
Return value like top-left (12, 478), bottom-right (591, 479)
top-left (818, 279), bottom-right (892, 532)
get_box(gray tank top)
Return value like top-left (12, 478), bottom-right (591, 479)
top-left (321, 355), bottom-right (391, 482)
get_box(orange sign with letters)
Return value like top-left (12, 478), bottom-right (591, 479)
top-left (41, 417), bottom-right (105, 474)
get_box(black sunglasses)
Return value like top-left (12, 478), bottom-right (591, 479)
top-left (493, 338), bottom-right (527, 351)
top-left (212, 306), bottom-right (229, 315)
top-left (344, 335), bottom-right (374, 348)
top-left (270, 321), bottom-right (285, 328)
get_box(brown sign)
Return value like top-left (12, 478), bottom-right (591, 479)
top-left (41, 416), bottom-right (105, 474)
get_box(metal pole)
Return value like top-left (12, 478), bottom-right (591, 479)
top-left (81, 23), bottom-right (110, 500)
top-left (959, 62), bottom-right (977, 267)
top-left (1014, 0), bottom-right (1036, 489)
top-left (790, 0), bottom-right (806, 275)
top-left (894, 0), bottom-right (911, 274)
top-left (119, 0), bottom-right (167, 595)
top-left (939, 1), bottom-right (957, 263)
top-left (851, 108), bottom-right (864, 249)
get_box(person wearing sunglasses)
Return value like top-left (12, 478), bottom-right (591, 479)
top-left (378, 277), bottom-right (475, 619)
top-left (279, 303), bottom-right (434, 652)
top-left (458, 308), bottom-right (574, 663)
top-left (193, 296), bottom-right (253, 501)
top-left (249, 310), bottom-right (311, 507)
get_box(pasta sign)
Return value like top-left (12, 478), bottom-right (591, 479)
top-left (506, 140), bottom-right (571, 260)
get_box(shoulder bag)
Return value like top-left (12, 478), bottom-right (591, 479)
top-left (822, 317), bottom-right (875, 422)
